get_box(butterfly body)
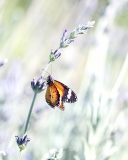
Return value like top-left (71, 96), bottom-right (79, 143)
top-left (45, 75), bottom-right (77, 111)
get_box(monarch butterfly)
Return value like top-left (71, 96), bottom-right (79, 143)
top-left (45, 75), bottom-right (77, 111)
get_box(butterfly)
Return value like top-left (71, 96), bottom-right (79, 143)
top-left (45, 75), bottom-right (77, 111)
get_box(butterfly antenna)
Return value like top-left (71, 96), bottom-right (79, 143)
top-left (42, 69), bottom-right (50, 75)
top-left (49, 62), bottom-right (52, 75)
top-left (42, 63), bottom-right (52, 80)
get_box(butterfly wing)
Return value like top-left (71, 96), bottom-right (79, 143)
top-left (45, 83), bottom-right (59, 109)
top-left (56, 96), bottom-right (65, 111)
top-left (45, 75), bottom-right (77, 111)
top-left (54, 80), bottom-right (77, 103)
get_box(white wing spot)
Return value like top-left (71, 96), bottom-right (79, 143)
top-left (67, 89), bottom-right (72, 99)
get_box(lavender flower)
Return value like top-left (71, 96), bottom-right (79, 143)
top-left (15, 135), bottom-right (30, 151)
top-left (60, 29), bottom-right (67, 42)
top-left (60, 21), bottom-right (95, 48)
top-left (49, 49), bottom-right (62, 62)
top-left (60, 30), bottom-right (74, 48)
top-left (63, 29), bottom-right (67, 36)
top-left (31, 76), bottom-right (46, 93)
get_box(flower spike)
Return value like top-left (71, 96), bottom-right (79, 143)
top-left (31, 76), bottom-right (46, 93)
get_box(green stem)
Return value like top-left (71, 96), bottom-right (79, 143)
top-left (24, 92), bottom-right (37, 134)
top-left (24, 62), bottom-right (51, 135)
top-left (18, 151), bottom-right (21, 160)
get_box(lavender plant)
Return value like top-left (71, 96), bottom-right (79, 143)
top-left (15, 21), bottom-right (95, 159)
top-left (81, 54), bottom-right (128, 160)
top-left (60, 52), bottom-right (128, 160)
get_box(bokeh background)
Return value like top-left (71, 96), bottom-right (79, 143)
top-left (0, 0), bottom-right (128, 159)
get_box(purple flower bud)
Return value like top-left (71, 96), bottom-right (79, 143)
top-left (63, 29), bottom-right (67, 37)
top-left (37, 76), bottom-right (43, 82)
top-left (60, 30), bottom-right (68, 46)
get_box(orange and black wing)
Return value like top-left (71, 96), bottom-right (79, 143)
top-left (45, 83), bottom-right (59, 108)
top-left (45, 83), bottom-right (65, 111)
top-left (54, 80), bottom-right (77, 103)
top-left (46, 75), bottom-right (77, 111)
top-left (56, 96), bottom-right (65, 111)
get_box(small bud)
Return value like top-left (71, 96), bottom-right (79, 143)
top-left (86, 21), bottom-right (95, 28)
top-left (60, 30), bottom-right (69, 48)
top-left (60, 38), bottom-right (74, 48)
top-left (77, 21), bottom-right (95, 34)
top-left (15, 135), bottom-right (30, 151)
top-left (60, 30), bottom-right (67, 43)
top-left (49, 49), bottom-right (61, 62)
top-left (63, 29), bottom-right (67, 37)
top-left (31, 76), bottom-right (46, 93)
top-left (70, 29), bottom-right (77, 39)
top-left (77, 24), bottom-right (86, 34)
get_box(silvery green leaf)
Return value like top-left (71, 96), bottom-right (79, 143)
top-left (70, 29), bottom-right (77, 39)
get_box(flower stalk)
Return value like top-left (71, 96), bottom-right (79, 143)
top-left (18, 151), bottom-right (21, 160)
top-left (24, 91), bottom-right (37, 134)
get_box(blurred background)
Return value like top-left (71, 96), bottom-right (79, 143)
top-left (0, 0), bottom-right (128, 159)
